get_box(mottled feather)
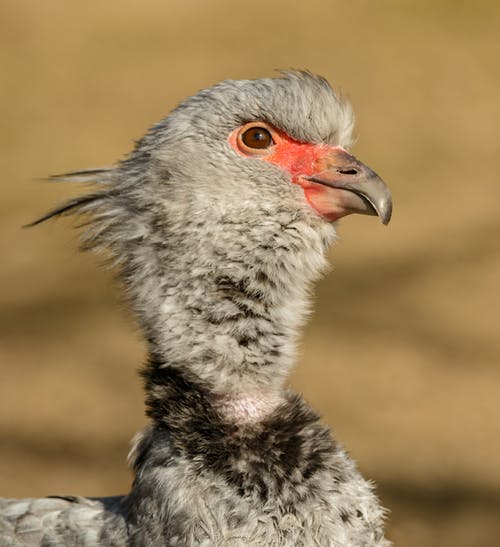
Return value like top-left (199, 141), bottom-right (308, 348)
top-left (2, 71), bottom-right (390, 546)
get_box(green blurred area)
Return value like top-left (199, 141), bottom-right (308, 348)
top-left (1, 1), bottom-right (499, 545)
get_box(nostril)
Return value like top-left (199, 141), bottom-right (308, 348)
top-left (337, 168), bottom-right (358, 175)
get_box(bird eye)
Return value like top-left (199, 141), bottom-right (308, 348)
top-left (240, 126), bottom-right (274, 150)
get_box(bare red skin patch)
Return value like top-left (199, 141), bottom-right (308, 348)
top-left (266, 137), bottom-right (328, 180)
top-left (229, 125), bottom-right (347, 220)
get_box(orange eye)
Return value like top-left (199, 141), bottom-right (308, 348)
top-left (240, 126), bottom-right (274, 150)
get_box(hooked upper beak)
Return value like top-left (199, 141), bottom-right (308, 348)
top-left (305, 147), bottom-right (392, 225)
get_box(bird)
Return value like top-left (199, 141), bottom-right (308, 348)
top-left (0, 71), bottom-right (392, 546)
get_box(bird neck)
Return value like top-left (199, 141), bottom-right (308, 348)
top-left (126, 209), bottom-right (336, 422)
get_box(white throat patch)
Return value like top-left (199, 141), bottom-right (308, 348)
top-left (216, 392), bottom-right (283, 424)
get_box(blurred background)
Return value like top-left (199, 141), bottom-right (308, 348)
top-left (1, 0), bottom-right (499, 545)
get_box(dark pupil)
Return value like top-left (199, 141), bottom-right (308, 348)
top-left (243, 127), bottom-right (271, 149)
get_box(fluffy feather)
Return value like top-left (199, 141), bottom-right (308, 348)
top-left (2, 71), bottom-right (390, 546)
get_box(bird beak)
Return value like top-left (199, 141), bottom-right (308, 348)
top-left (305, 147), bottom-right (392, 225)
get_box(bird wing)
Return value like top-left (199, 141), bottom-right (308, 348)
top-left (0, 495), bottom-right (127, 546)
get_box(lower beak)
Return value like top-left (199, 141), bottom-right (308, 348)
top-left (306, 148), bottom-right (392, 225)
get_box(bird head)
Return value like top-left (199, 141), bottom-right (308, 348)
top-left (37, 71), bottom-right (391, 242)
top-left (130, 70), bottom-right (391, 230)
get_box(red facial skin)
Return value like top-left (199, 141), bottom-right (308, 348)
top-left (229, 123), bottom-right (350, 221)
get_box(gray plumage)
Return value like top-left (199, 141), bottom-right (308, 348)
top-left (2, 71), bottom-right (392, 546)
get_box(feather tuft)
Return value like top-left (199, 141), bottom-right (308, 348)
top-left (26, 168), bottom-right (114, 227)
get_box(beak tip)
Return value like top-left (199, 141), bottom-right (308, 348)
top-left (381, 209), bottom-right (392, 225)
top-left (375, 190), bottom-right (393, 226)
top-left (380, 205), bottom-right (392, 226)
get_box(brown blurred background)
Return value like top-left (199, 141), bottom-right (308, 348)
top-left (1, 0), bottom-right (499, 545)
